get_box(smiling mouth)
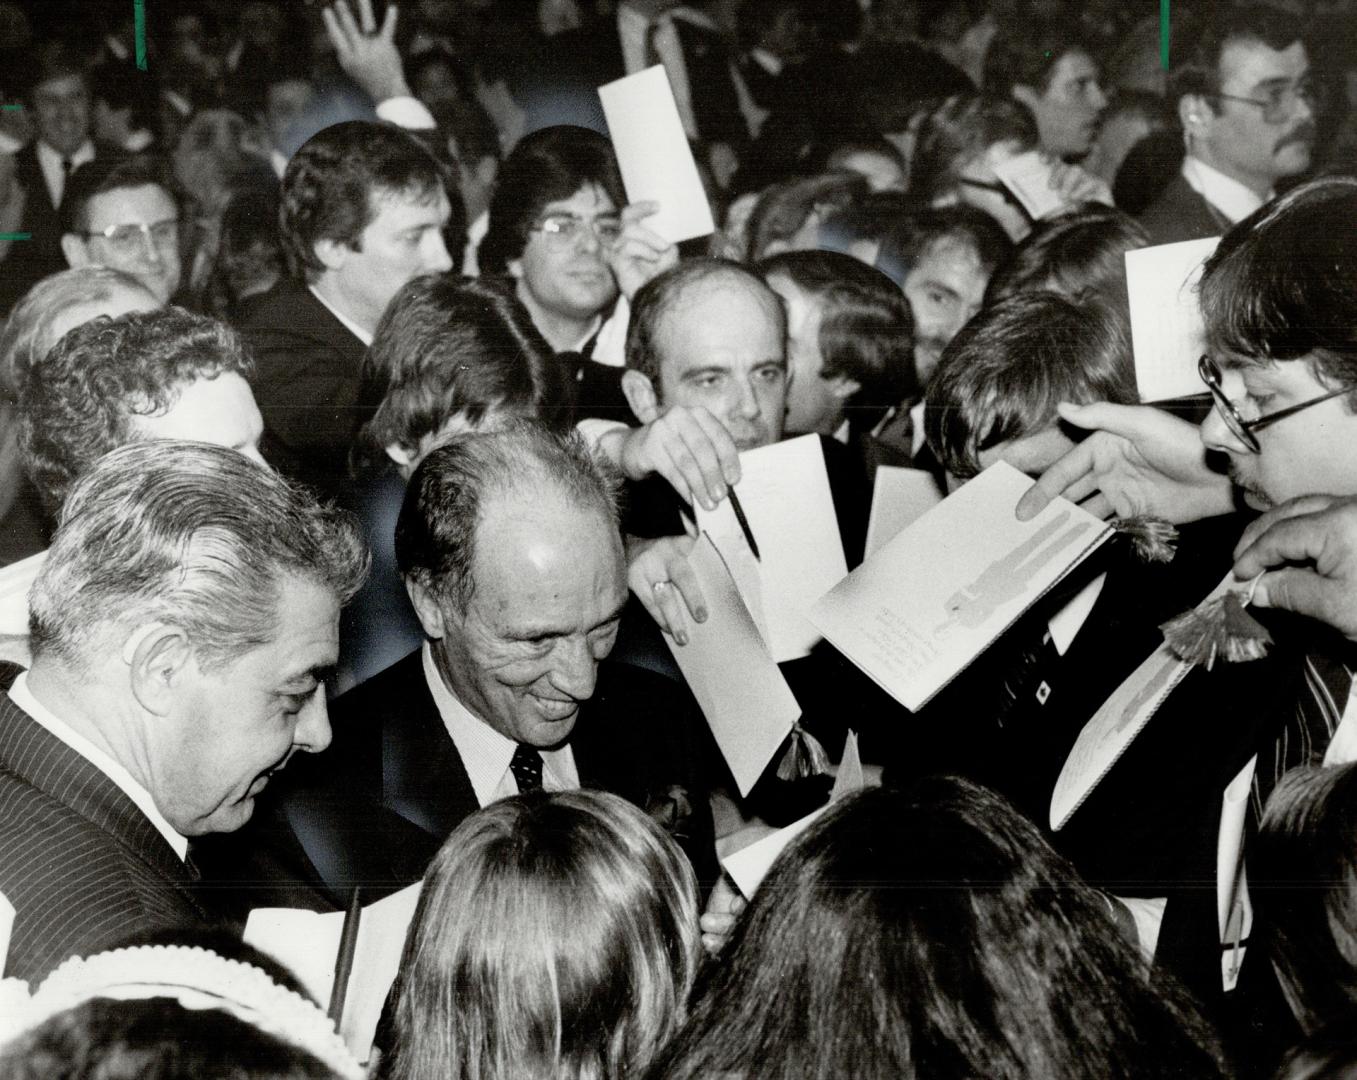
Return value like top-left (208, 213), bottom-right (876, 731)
top-left (531, 695), bottom-right (579, 721)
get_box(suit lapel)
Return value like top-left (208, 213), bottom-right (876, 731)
top-left (0, 693), bottom-right (203, 911)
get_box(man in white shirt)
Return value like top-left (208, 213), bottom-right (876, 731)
top-left (1141, 6), bottom-right (1316, 245)
top-left (0, 440), bottom-right (368, 983)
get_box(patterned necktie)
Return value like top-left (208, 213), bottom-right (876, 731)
top-left (1251, 652), bottom-right (1353, 820)
top-left (510, 743), bottom-right (544, 794)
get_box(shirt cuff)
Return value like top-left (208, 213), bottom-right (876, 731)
top-left (375, 95), bottom-right (437, 131)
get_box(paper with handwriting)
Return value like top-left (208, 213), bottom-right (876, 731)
top-left (810, 462), bottom-right (1112, 712)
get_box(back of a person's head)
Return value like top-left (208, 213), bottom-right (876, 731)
top-left (744, 172), bottom-right (869, 261)
top-left (1256, 764), bottom-right (1357, 1033)
top-left (757, 249), bottom-right (916, 407)
top-left (984, 207), bottom-right (1150, 306)
top-left (1198, 177), bottom-right (1357, 380)
top-left (279, 121), bottom-right (447, 282)
top-left (649, 777), bottom-right (1225, 1080)
top-left (0, 266), bottom-right (156, 404)
top-left (18, 308), bottom-right (253, 516)
top-left (478, 125), bottom-right (625, 276)
top-left (925, 291), bottom-right (1135, 479)
top-left (0, 939), bottom-right (364, 1080)
top-left (389, 790), bottom-right (700, 1080)
top-left (359, 275), bottom-right (572, 468)
top-left (909, 94), bottom-right (1038, 204)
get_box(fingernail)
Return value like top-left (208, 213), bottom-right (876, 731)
top-left (695, 608), bottom-right (708, 622)
top-left (675, 630), bottom-right (688, 645)
top-left (703, 498), bottom-right (716, 511)
top-left (715, 484), bottom-right (726, 500)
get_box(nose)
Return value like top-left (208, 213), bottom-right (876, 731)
top-left (1199, 400), bottom-right (1247, 456)
top-left (732, 377), bottom-right (763, 422)
top-left (1089, 81), bottom-right (1109, 112)
top-left (139, 231), bottom-right (164, 265)
top-left (425, 231), bottom-right (455, 273)
top-left (549, 637), bottom-right (599, 702)
top-left (294, 692), bottom-right (333, 754)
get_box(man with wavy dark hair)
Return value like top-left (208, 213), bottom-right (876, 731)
top-left (236, 120), bottom-right (456, 495)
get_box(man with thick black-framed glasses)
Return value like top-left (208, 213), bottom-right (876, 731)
top-left (1143, 5), bottom-right (1316, 245)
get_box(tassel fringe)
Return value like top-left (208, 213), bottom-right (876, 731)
top-left (1112, 517), bottom-right (1179, 563)
top-left (777, 722), bottom-right (832, 782)
top-left (1160, 592), bottom-right (1273, 670)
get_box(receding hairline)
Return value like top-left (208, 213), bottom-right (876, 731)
top-left (653, 269), bottom-right (784, 356)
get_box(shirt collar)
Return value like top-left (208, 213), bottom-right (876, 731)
top-left (8, 671), bottom-right (189, 860)
top-left (422, 642), bottom-right (521, 808)
top-left (307, 284), bottom-right (374, 347)
top-left (1181, 156), bottom-right (1270, 225)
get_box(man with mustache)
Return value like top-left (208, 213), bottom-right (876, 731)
top-left (0, 441), bottom-right (367, 982)
top-left (1142, 6), bottom-right (1316, 245)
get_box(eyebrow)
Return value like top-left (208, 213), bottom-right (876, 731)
top-left (679, 365), bottom-right (732, 381)
top-left (280, 665), bottom-right (336, 690)
top-left (505, 602), bottom-right (627, 642)
top-left (919, 280), bottom-right (961, 299)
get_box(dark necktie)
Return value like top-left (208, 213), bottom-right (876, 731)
top-left (510, 743), bottom-right (544, 794)
top-left (1251, 652), bottom-right (1353, 820)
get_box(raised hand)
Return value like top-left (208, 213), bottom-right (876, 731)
top-left (322, 0), bottom-right (411, 103)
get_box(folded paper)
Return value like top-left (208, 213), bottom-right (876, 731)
top-left (865, 466), bottom-right (945, 558)
top-left (1125, 237), bottom-right (1220, 403)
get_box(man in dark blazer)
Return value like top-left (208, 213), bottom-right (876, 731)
top-left (1139, 6), bottom-right (1314, 246)
top-left (0, 42), bottom-right (104, 315)
top-left (0, 441), bottom-right (367, 983)
top-left (235, 121), bottom-right (456, 497)
top-left (239, 423), bottom-right (718, 911)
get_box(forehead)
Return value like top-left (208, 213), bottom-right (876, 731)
top-left (657, 277), bottom-right (784, 371)
top-left (366, 186), bottom-right (450, 230)
top-left (1048, 51), bottom-right (1098, 89)
top-left (146, 371), bottom-right (258, 429)
top-left (914, 237), bottom-right (983, 286)
top-left (33, 74), bottom-right (87, 101)
top-left (1219, 38), bottom-right (1308, 90)
top-left (540, 183), bottom-right (617, 218)
top-left (469, 491), bottom-right (624, 616)
top-left (85, 184), bottom-right (177, 226)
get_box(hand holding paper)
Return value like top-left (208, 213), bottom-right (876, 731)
top-left (606, 201), bottom-right (679, 300)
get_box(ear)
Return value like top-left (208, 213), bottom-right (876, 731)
top-left (506, 255), bottom-right (524, 281)
top-left (385, 441), bottom-right (417, 472)
top-left (313, 236), bottom-right (352, 273)
top-left (60, 233), bottom-right (91, 268)
top-left (1178, 94), bottom-right (1207, 131)
top-left (405, 577), bottom-right (451, 641)
top-left (1011, 83), bottom-right (1041, 113)
top-left (124, 623), bottom-right (195, 718)
top-left (621, 369), bottom-right (661, 425)
top-left (472, 155), bottom-right (498, 189)
top-left (826, 374), bottom-right (861, 401)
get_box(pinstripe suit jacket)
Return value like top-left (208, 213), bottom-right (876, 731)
top-left (0, 682), bottom-right (211, 983)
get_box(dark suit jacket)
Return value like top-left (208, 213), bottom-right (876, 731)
top-left (0, 679), bottom-right (211, 982)
top-left (223, 650), bottom-right (718, 911)
top-left (234, 279), bottom-right (374, 497)
top-left (1139, 173), bottom-right (1232, 247)
top-left (0, 143), bottom-right (82, 315)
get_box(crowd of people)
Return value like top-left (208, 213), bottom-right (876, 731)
top-left (2, 0), bottom-right (1357, 1076)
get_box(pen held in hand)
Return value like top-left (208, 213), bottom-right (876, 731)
top-left (329, 886), bottom-right (362, 1026)
top-left (728, 488), bottom-right (761, 561)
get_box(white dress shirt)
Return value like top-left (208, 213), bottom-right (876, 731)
top-left (307, 285), bottom-right (373, 347)
top-left (36, 139), bottom-right (95, 208)
top-left (1180, 156), bottom-right (1269, 226)
top-left (8, 671), bottom-right (188, 860)
top-left (421, 643), bottom-right (578, 807)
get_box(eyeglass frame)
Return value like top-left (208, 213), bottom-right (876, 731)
top-left (955, 177), bottom-right (1031, 216)
top-left (79, 217), bottom-right (182, 257)
top-left (1198, 354), bottom-right (1356, 453)
top-left (1205, 78), bottom-right (1318, 125)
top-left (527, 211), bottom-right (624, 247)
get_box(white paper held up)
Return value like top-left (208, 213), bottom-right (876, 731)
top-left (865, 466), bottom-right (945, 558)
top-left (0, 889), bottom-right (13, 978)
top-left (243, 884), bottom-right (422, 1063)
top-left (811, 462), bottom-right (1113, 712)
top-left (1125, 236), bottom-right (1220, 403)
top-left (1049, 572), bottom-right (1238, 831)
top-left (696, 434), bottom-right (848, 662)
top-left (662, 535), bottom-right (801, 796)
top-left (598, 66), bottom-right (715, 244)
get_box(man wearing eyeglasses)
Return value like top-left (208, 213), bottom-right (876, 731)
top-left (1142, 6), bottom-right (1315, 246)
top-left (59, 155), bottom-right (182, 305)
top-left (478, 125), bottom-right (675, 422)
top-left (1014, 179), bottom-right (1357, 1048)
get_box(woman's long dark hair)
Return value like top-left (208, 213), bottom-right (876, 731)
top-left (649, 777), bottom-right (1228, 1080)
